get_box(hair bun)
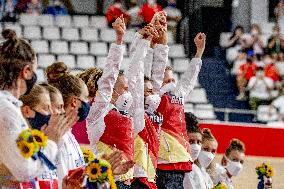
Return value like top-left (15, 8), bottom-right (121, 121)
top-left (230, 138), bottom-right (245, 151)
top-left (46, 62), bottom-right (69, 83)
top-left (2, 29), bottom-right (17, 40)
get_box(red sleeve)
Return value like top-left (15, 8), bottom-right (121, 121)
top-left (157, 95), bottom-right (168, 116)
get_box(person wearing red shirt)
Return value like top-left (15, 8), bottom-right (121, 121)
top-left (105, 0), bottom-right (130, 27)
top-left (236, 57), bottom-right (258, 100)
top-left (139, 0), bottom-right (163, 25)
top-left (263, 56), bottom-right (279, 82)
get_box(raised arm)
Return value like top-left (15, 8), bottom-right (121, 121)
top-left (0, 105), bottom-right (58, 181)
top-left (128, 25), bottom-right (156, 134)
top-left (87, 17), bottom-right (126, 151)
top-left (175, 33), bottom-right (206, 98)
top-left (151, 12), bottom-right (169, 93)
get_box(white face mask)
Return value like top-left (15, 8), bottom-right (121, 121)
top-left (198, 150), bottom-right (215, 168)
top-left (115, 91), bottom-right (133, 112)
top-left (251, 29), bottom-right (259, 36)
top-left (145, 94), bottom-right (161, 114)
top-left (148, 0), bottom-right (156, 5)
top-left (190, 144), bottom-right (201, 161)
top-left (225, 156), bottom-right (243, 176)
top-left (263, 58), bottom-right (272, 65)
top-left (256, 71), bottom-right (264, 77)
top-left (160, 82), bottom-right (176, 96)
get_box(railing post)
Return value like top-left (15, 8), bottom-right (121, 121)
top-left (224, 108), bottom-right (229, 122)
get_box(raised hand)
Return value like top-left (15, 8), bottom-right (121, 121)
top-left (62, 168), bottom-right (85, 189)
top-left (194, 32), bottom-right (206, 58)
top-left (101, 150), bottom-right (135, 175)
top-left (152, 11), bottom-right (168, 45)
top-left (112, 15), bottom-right (126, 45)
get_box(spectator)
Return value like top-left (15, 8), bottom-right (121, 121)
top-left (271, 86), bottom-right (284, 113)
top-left (26, 0), bottom-right (42, 15)
top-left (226, 26), bottom-right (244, 62)
top-left (127, 0), bottom-right (142, 28)
top-left (15, 0), bottom-right (29, 13)
top-left (1, 0), bottom-right (17, 22)
top-left (275, 0), bottom-right (284, 34)
top-left (263, 55), bottom-right (279, 82)
top-left (45, 0), bottom-right (68, 16)
top-left (267, 25), bottom-right (284, 55)
top-left (231, 50), bottom-right (247, 76)
top-left (139, 0), bottom-right (163, 25)
top-left (251, 24), bottom-right (264, 58)
top-left (236, 56), bottom-right (258, 100)
top-left (164, 0), bottom-right (182, 41)
top-left (105, 0), bottom-right (130, 27)
top-left (267, 108), bottom-right (284, 128)
top-left (247, 67), bottom-right (274, 110)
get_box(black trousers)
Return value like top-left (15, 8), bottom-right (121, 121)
top-left (116, 181), bottom-right (131, 189)
top-left (156, 170), bottom-right (185, 189)
top-left (130, 179), bottom-right (149, 189)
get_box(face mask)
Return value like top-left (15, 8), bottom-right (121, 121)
top-left (148, 0), bottom-right (155, 5)
top-left (28, 111), bottom-right (51, 130)
top-left (25, 72), bottom-right (37, 95)
top-left (115, 91), bottom-right (133, 112)
top-left (264, 58), bottom-right (272, 65)
top-left (251, 29), bottom-right (258, 36)
top-left (256, 71), bottom-right (264, 77)
top-left (190, 143), bottom-right (201, 161)
top-left (225, 156), bottom-right (243, 176)
top-left (78, 101), bottom-right (90, 122)
top-left (160, 82), bottom-right (176, 96)
top-left (198, 150), bottom-right (215, 168)
top-left (246, 58), bottom-right (252, 63)
top-left (145, 94), bottom-right (161, 114)
top-left (168, 3), bottom-right (177, 8)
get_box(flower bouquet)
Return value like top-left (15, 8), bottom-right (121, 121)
top-left (74, 148), bottom-right (117, 189)
top-left (212, 182), bottom-right (228, 189)
top-left (16, 129), bottom-right (56, 170)
top-left (256, 163), bottom-right (274, 189)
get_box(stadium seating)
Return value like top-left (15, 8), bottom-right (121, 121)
top-left (15, 14), bottom-right (214, 120)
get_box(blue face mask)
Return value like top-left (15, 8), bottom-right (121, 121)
top-left (78, 100), bottom-right (90, 122)
top-left (28, 111), bottom-right (51, 130)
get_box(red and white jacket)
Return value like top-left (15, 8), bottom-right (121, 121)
top-left (157, 57), bottom-right (202, 172)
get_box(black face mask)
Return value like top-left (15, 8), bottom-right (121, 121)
top-left (25, 72), bottom-right (37, 95)
top-left (28, 111), bottom-right (51, 130)
top-left (77, 100), bottom-right (90, 122)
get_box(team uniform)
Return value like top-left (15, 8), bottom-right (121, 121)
top-left (155, 57), bottom-right (203, 189)
top-left (130, 34), bottom-right (169, 189)
top-left (0, 91), bottom-right (58, 189)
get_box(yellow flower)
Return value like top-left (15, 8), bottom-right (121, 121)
top-left (86, 163), bottom-right (101, 182)
top-left (81, 148), bottom-right (96, 164)
top-left (17, 140), bottom-right (35, 159)
top-left (31, 130), bottom-right (48, 147)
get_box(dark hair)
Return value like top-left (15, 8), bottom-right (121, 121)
top-left (77, 68), bottom-right (103, 98)
top-left (232, 25), bottom-right (244, 35)
top-left (225, 139), bottom-right (246, 156)
top-left (202, 128), bottom-right (217, 144)
top-left (46, 62), bottom-right (85, 104)
top-left (144, 76), bottom-right (152, 82)
top-left (185, 112), bottom-right (202, 134)
top-left (0, 29), bottom-right (36, 90)
top-left (165, 66), bottom-right (173, 71)
top-left (20, 84), bottom-right (48, 109)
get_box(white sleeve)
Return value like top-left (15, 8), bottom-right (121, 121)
top-left (144, 48), bottom-right (154, 78)
top-left (175, 58), bottom-right (202, 98)
top-left (0, 105), bottom-right (58, 182)
top-left (247, 77), bottom-right (256, 89)
top-left (152, 44), bottom-right (169, 93)
top-left (127, 38), bottom-right (150, 135)
top-left (86, 43), bottom-right (124, 152)
top-left (129, 32), bottom-right (143, 57)
top-left (183, 173), bottom-right (195, 189)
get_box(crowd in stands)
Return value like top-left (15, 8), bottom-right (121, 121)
top-left (105, 0), bottom-right (181, 39)
top-left (224, 22), bottom-right (284, 123)
top-left (0, 0), bottom-right (68, 22)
